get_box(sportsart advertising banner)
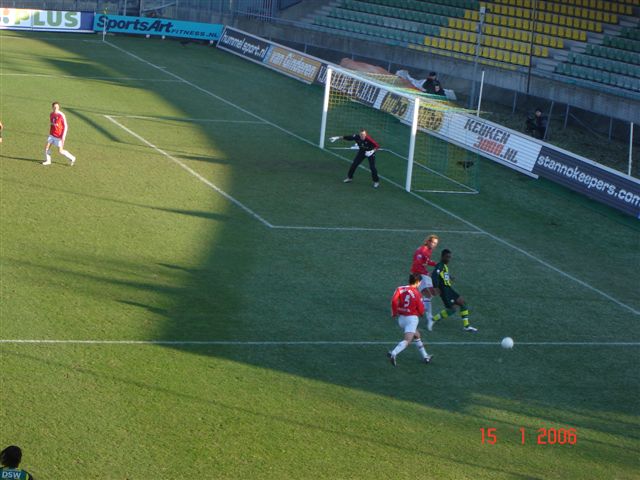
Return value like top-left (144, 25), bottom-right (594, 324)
top-left (534, 146), bottom-right (640, 217)
top-left (217, 27), bottom-right (325, 84)
top-left (94, 15), bottom-right (222, 40)
top-left (0, 8), bottom-right (94, 32)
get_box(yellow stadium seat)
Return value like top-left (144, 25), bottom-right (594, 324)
top-left (489, 49), bottom-right (497, 60)
top-left (439, 38), bottom-right (446, 49)
top-left (424, 37), bottom-right (432, 46)
top-left (470, 32), bottom-right (477, 43)
top-left (496, 50), bottom-right (504, 62)
top-left (571, 29), bottom-right (580, 40)
top-left (500, 38), bottom-right (508, 50)
top-left (460, 42), bottom-right (469, 54)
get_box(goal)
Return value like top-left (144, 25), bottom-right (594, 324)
top-left (319, 66), bottom-right (480, 194)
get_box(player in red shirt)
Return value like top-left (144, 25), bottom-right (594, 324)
top-left (43, 101), bottom-right (76, 166)
top-left (387, 273), bottom-right (433, 366)
top-left (410, 234), bottom-right (439, 331)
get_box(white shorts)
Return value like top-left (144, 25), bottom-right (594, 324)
top-left (47, 135), bottom-right (62, 147)
top-left (398, 315), bottom-right (419, 334)
top-left (419, 274), bottom-right (433, 293)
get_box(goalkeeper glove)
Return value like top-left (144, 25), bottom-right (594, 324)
top-left (365, 149), bottom-right (375, 157)
top-left (329, 136), bottom-right (341, 143)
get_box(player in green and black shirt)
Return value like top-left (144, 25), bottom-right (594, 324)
top-left (430, 249), bottom-right (478, 332)
top-left (0, 446), bottom-right (36, 480)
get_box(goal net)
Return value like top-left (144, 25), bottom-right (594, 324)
top-left (320, 67), bottom-right (480, 194)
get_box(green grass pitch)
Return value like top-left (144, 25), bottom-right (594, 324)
top-left (0, 31), bottom-right (639, 479)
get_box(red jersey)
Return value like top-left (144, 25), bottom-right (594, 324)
top-left (411, 245), bottom-right (437, 275)
top-left (391, 285), bottom-right (425, 317)
top-left (50, 111), bottom-right (68, 139)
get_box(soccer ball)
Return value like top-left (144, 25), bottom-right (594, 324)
top-left (145, 34), bottom-right (150, 39)
top-left (501, 337), bottom-right (514, 349)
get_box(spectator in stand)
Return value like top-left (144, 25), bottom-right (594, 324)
top-left (433, 83), bottom-right (446, 97)
top-left (525, 108), bottom-right (547, 139)
top-left (422, 72), bottom-right (438, 94)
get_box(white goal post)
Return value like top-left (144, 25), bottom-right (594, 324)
top-left (319, 66), bottom-right (480, 194)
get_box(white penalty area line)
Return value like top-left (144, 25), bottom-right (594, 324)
top-left (103, 39), bottom-right (640, 317)
top-left (115, 114), bottom-right (266, 125)
top-left (104, 114), bottom-right (275, 228)
top-left (271, 225), bottom-right (482, 234)
top-left (1, 340), bottom-right (638, 347)
top-left (105, 115), bottom-right (479, 235)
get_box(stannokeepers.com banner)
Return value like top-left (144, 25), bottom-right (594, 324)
top-left (0, 8), bottom-right (94, 32)
top-left (94, 14), bottom-right (222, 40)
top-left (534, 146), bottom-right (640, 217)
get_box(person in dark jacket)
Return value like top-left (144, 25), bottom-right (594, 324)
top-left (330, 129), bottom-right (381, 188)
top-left (525, 108), bottom-right (547, 139)
top-left (422, 72), bottom-right (438, 93)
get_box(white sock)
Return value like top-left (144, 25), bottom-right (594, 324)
top-left (391, 340), bottom-right (408, 357)
top-left (45, 150), bottom-right (51, 162)
top-left (61, 149), bottom-right (75, 161)
top-left (414, 339), bottom-right (428, 359)
top-left (423, 298), bottom-right (432, 321)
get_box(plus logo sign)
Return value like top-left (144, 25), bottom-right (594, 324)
top-left (1, 9), bottom-right (11, 25)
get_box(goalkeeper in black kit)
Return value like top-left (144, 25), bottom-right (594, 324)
top-left (330, 129), bottom-right (381, 188)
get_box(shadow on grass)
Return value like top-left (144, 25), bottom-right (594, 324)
top-left (4, 31), bottom-right (639, 475)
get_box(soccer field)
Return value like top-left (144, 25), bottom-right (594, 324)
top-left (1, 31), bottom-right (639, 479)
